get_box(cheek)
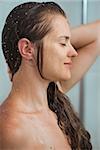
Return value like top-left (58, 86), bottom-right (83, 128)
top-left (42, 44), bottom-right (69, 80)
top-left (42, 53), bottom-right (64, 79)
top-left (42, 50), bottom-right (59, 79)
top-left (43, 47), bottom-right (63, 70)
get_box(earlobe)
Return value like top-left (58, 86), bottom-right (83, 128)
top-left (18, 38), bottom-right (34, 60)
top-left (7, 67), bottom-right (12, 81)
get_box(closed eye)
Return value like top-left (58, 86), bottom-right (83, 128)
top-left (60, 43), bottom-right (67, 46)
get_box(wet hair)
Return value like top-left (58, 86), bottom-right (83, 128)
top-left (2, 2), bottom-right (92, 149)
top-left (2, 2), bottom-right (66, 79)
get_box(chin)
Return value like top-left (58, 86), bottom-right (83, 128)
top-left (46, 71), bottom-right (71, 82)
top-left (62, 76), bottom-right (71, 81)
top-left (61, 73), bottom-right (71, 81)
top-left (56, 76), bottom-right (71, 82)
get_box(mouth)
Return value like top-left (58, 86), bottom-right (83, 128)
top-left (64, 62), bottom-right (72, 68)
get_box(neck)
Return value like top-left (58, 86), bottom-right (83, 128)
top-left (9, 62), bottom-right (50, 113)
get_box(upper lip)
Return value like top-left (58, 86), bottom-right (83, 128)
top-left (64, 61), bottom-right (72, 65)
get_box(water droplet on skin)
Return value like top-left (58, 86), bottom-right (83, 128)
top-left (16, 88), bottom-right (20, 92)
top-left (50, 146), bottom-right (53, 149)
top-left (1, 109), bottom-right (7, 113)
top-left (39, 140), bottom-right (44, 144)
top-left (4, 114), bottom-right (9, 120)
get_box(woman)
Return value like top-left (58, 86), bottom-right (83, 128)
top-left (0, 2), bottom-right (100, 149)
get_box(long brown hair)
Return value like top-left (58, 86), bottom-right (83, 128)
top-left (2, 2), bottom-right (92, 149)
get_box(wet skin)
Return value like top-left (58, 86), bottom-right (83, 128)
top-left (0, 101), bottom-right (71, 150)
top-left (0, 15), bottom-right (75, 150)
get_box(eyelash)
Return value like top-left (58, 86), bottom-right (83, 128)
top-left (61, 43), bottom-right (67, 46)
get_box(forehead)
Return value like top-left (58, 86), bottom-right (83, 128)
top-left (48, 15), bottom-right (71, 39)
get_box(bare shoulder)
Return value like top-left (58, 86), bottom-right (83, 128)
top-left (0, 103), bottom-right (29, 149)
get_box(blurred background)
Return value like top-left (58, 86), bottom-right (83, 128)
top-left (0, 0), bottom-right (100, 149)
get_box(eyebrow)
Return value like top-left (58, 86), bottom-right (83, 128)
top-left (58, 35), bottom-right (70, 40)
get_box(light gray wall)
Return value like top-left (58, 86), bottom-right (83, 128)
top-left (83, 1), bottom-right (100, 149)
top-left (0, 0), bottom-right (100, 149)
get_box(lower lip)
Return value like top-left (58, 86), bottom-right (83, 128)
top-left (64, 63), bottom-right (72, 68)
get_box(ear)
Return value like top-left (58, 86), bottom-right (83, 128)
top-left (18, 38), bottom-right (35, 60)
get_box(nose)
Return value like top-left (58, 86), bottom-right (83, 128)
top-left (68, 44), bottom-right (78, 57)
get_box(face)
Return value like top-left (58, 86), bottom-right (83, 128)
top-left (41, 15), bottom-right (78, 82)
